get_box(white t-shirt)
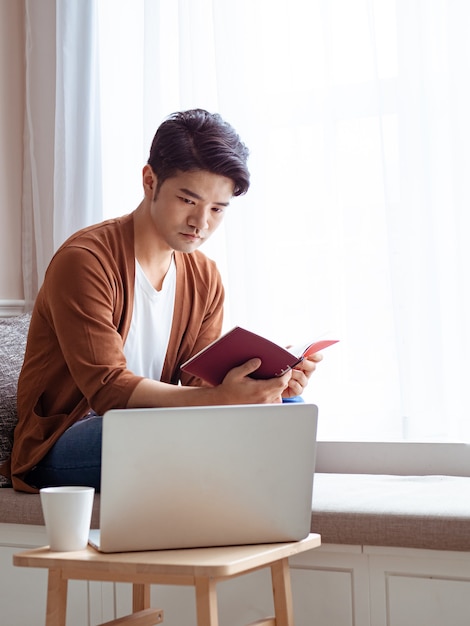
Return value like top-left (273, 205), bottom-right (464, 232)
top-left (123, 257), bottom-right (176, 380)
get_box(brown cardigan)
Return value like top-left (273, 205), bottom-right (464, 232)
top-left (9, 212), bottom-right (224, 492)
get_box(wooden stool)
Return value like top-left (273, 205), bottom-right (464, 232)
top-left (14, 533), bottom-right (321, 626)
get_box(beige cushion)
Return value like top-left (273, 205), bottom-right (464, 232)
top-left (2, 474), bottom-right (470, 551)
top-left (0, 488), bottom-right (100, 528)
top-left (311, 473), bottom-right (470, 551)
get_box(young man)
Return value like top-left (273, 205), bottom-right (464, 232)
top-left (9, 109), bottom-right (320, 492)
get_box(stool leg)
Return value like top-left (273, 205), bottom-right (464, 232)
top-left (195, 576), bottom-right (219, 626)
top-left (271, 558), bottom-right (294, 626)
top-left (133, 583), bottom-right (151, 611)
top-left (46, 568), bottom-right (67, 626)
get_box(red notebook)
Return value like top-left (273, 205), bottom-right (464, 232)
top-left (180, 326), bottom-right (339, 386)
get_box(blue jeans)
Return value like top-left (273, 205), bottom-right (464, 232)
top-left (26, 415), bottom-right (103, 492)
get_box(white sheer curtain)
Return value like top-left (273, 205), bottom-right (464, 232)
top-left (22, 0), bottom-right (102, 309)
top-left (100, 0), bottom-right (470, 442)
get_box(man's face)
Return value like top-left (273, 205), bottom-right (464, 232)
top-left (146, 168), bottom-right (234, 253)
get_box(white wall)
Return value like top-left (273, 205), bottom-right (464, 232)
top-left (0, 0), bottom-right (24, 303)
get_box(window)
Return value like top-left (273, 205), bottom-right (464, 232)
top-left (97, 0), bottom-right (470, 443)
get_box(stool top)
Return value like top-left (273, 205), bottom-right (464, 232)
top-left (14, 533), bottom-right (321, 578)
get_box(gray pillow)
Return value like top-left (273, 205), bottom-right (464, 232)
top-left (0, 313), bottom-right (31, 486)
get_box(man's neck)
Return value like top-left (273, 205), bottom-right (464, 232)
top-left (133, 202), bottom-right (174, 291)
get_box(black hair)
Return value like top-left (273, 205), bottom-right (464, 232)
top-left (147, 109), bottom-right (250, 196)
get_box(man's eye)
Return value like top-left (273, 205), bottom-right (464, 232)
top-left (178, 196), bottom-right (194, 205)
top-left (212, 207), bottom-right (224, 214)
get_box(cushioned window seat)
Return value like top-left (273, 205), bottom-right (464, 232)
top-left (2, 473), bottom-right (470, 552)
top-left (311, 472), bottom-right (470, 551)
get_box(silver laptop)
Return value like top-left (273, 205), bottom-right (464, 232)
top-left (89, 403), bottom-right (318, 553)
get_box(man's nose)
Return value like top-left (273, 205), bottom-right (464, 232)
top-left (188, 206), bottom-right (210, 231)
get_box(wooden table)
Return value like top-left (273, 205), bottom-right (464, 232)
top-left (14, 533), bottom-right (321, 626)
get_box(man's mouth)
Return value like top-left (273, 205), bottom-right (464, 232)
top-left (181, 232), bottom-right (203, 242)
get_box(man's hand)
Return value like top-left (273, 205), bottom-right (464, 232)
top-left (282, 352), bottom-right (323, 399)
top-left (219, 358), bottom-right (292, 404)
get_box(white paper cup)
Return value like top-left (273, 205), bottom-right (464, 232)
top-left (40, 486), bottom-right (95, 551)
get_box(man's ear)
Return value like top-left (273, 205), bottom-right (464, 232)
top-left (142, 164), bottom-right (157, 197)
